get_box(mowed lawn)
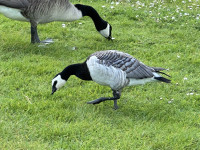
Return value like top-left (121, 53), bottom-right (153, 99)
top-left (0, 0), bottom-right (200, 149)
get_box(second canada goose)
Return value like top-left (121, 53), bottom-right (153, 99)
top-left (0, 0), bottom-right (112, 43)
top-left (51, 50), bottom-right (171, 109)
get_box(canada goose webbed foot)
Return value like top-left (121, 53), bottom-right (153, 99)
top-left (87, 90), bottom-right (121, 109)
top-left (87, 97), bottom-right (119, 109)
top-left (87, 97), bottom-right (109, 104)
top-left (40, 38), bottom-right (54, 44)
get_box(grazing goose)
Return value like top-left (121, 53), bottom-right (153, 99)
top-left (51, 50), bottom-right (171, 109)
top-left (0, 0), bottom-right (112, 43)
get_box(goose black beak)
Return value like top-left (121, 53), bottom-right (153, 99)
top-left (107, 36), bottom-right (113, 41)
top-left (51, 87), bottom-right (57, 95)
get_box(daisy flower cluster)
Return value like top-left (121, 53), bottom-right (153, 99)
top-left (105, 0), bottom-right (200, 25)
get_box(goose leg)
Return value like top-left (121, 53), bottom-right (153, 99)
top-left (113, 90), bottom-right (121, 109)
top-left (87, 90), bottom-right (121, 109)
top-left (31, 25), bottom-right (40, 43)
top-left (31, 23), bottom-right (54, 44)
top-left (113, 100), bottom-right (118, 110)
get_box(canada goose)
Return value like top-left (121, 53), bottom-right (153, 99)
top-left (51, 50), bottom-right (171, 109)
top-left (0, 0), bottom-right (112, 43)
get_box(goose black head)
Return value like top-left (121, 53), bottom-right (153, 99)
top-left (51, 74), bottom-right (66, 95)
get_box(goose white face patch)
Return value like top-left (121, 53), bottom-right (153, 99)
top-left (52, 75), bottom-right (66, 90)
top-left (99, 24), bottom-right (110, 38)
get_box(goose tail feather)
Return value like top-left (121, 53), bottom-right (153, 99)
top-left (151, 67), bottom-right (171, 77)
top-left (152, 67), bottom-right (171, 83)
top-left (156, 71), bottom-right (171, 77)
top-left (154, 77), bottom-right (171, 83)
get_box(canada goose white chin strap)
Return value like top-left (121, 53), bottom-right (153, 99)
top-left (99, 24), bottom-right (112, 40)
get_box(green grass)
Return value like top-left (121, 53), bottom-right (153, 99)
top-left (0, 0), bottom-right (200, 149)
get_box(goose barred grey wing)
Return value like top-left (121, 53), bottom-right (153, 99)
top-left (90, 50), bottom-right (156, 79)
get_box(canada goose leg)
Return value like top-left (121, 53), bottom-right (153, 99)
top-left (87, 90), bottom-right (121, 109)
top-left (112, 90), bottom-right (121, 109)
top-left (31, 25), bottom-right (41, 43)
top-left (31, 23), bottom-right (53, 44)
top-left (113, 100), bottom-right (118, 110)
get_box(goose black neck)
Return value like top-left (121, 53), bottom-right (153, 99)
top-left (60, 62), bottom-right (92, 81)
top-left (75, 4), bottom-right (108, 31)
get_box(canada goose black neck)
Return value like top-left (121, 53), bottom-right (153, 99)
top-left (60, 62), bottom-right (92, 81)
top-left (75, 4), bottom-right (108, 31)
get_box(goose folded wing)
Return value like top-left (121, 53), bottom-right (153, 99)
top-left (111, 58), bottom-right (155, 79)
top-left (0, 0), bottom-right (30, 9)
top-left (93, 52), bottom-right (155, 79)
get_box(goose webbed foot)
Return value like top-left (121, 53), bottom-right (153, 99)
top-left (40, 38), bottom-right (54, 44)
top-left (87, 97), bottom-right (111, 104)
top-left (87, 90), bottom-right (121, 109)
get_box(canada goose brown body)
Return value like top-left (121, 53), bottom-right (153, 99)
top-left (0, 0), bottom-right (112, 43)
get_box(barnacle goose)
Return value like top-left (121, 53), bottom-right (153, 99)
top-left (51, 50), bottom-right (171, 109)
top-left (0, 0), bottom-right (112, 43)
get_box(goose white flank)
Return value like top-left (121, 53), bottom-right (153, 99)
top-left (51, 50), bottom-right (171, 109)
